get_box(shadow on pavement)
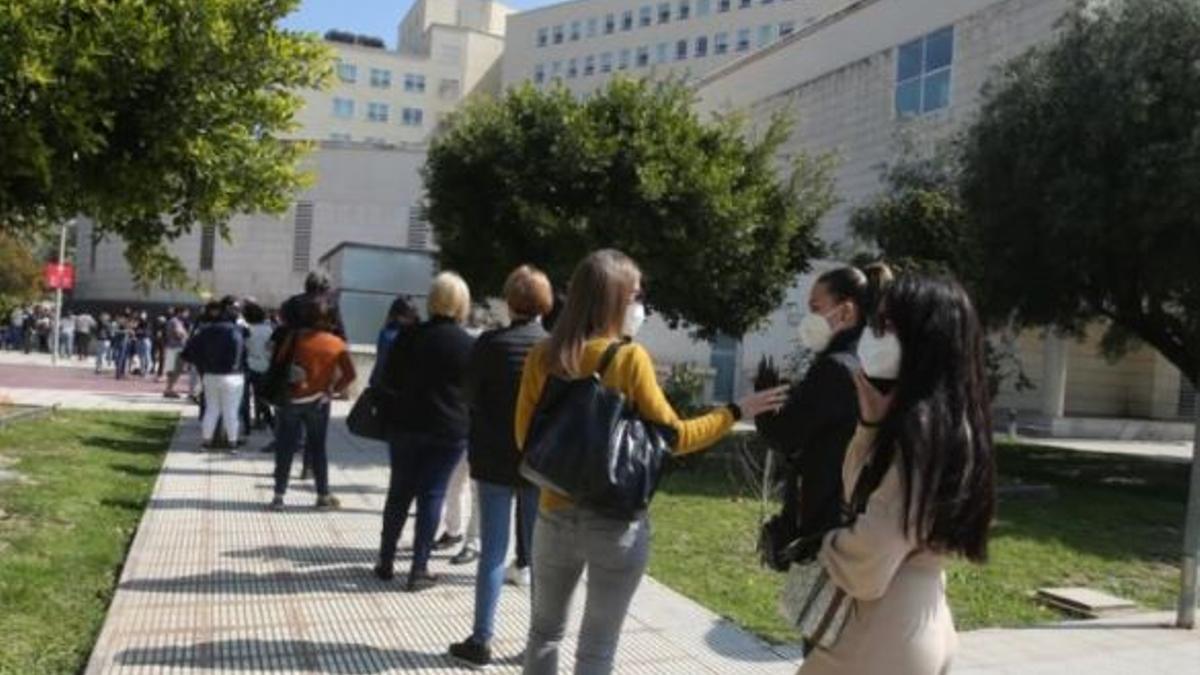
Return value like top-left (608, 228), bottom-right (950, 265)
top-left (118, 567), bottom-right (475, 595)
top-left (114, 639), bottom-right (453, 673)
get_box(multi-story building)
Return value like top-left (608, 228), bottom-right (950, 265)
top-left (502, 0), bottom-right (850, 94)
top-left (691, 0), bottom-right (1194, 426)
top-left (293, 0), bottom-right (512, 145)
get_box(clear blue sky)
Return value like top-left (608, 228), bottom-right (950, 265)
top-left (280, 0), bottom-right (558, 47)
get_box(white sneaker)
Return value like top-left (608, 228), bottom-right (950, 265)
top-left (504, 563), bottom-right (530, 587)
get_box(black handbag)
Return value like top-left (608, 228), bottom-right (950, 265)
top-left (260, 329), bottom-right (298, 407)
top-left (346, 386), bottom-right (394, 441)
top-left (519, 341), bottom-right (678, 521)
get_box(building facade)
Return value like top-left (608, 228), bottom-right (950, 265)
top-left (692, 0), bottom-right (1193, 425)
top-left (502, 0), bottom-right (850, 94)
top-left (292, 0), bottom-right (513, 145)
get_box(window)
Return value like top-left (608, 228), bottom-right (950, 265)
top-left (402, 107), bottom-right (424, 126)
top-left (739, 0), bottom-right (751, 8)
top-left (636, 46), bottom-right (649, 67)
top-left (329, 132), bottom-right (351, 142)
top-left (367, 102), bottom-right (389, 122)
top-left (718, 0), bottom-right (731, 11)
top-left (567, 58), bottom-right (578, 78)
top-left (584, 55), bottom-right (596, 76)
top-left (758, 24), bottom-right (774, 47)
top-left (537, 28), bottom-right (548, 47)
top-left (656, 42), bottom-right (669, 63)
top-left (762, 0), bottom-right (774, 4)
top-left (640, 6), bottom-right (653, 27)
top-left (292, 202), bottom-right (313, 273)
top-left (336, 61), bottom-right (357, 83)
top-left (779, 20), bottom-right (796, 38)
top-left (736, 29), bottom-right (750, 52)
top-left (679, 1), bottom-right (691, 20)
top-left (676, 39), bottom-right (688, 60)
top-left (332, 97), bottom-right (354, 119)
top-left (370, 68), bottom-right (392, 88)
top-left (199, 223), bottom-right (216, 271)
top-left (551, 61), bottom-right (562, 78)
top-left (600, 52), bottom-right (613, 73)
top-left (439, 78), bottom-right (461, 99)
top-left (605, 13), bottom-right (615, 33)
top-left (714, 32), bottom-right (729, 54)
top-left (408, 206), bottom-right (431, 250)
top-left (404, 73), bottom-right (426, 93)
top-left (618, 48), bottom-right (631, 70)
top-left (895, 26), bottom-right (954, 117)
top-left (534, 64), bottom-right (545, 84)
top-left (553, 24), bottom-right (564, 44)
top-left (658, 3), bottom-right (671, 23)
top-left (695, 35), bottom-right (708, 57)
top-left (570, 21), bottom-right (581, 41)
top-left (622, 10), bottom-right (633, 30)
top-left (587, 18), bottom-right (598, 37)
top-left (697, 0), bottom-right (711, 16)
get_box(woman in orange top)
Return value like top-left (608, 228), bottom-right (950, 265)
top-left (515, 249), bottom-right (788, 675)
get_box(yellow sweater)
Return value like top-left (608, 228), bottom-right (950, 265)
top-left (515, 337), bottom-right (736, 511)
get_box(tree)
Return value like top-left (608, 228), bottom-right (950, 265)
top-left (0, 0), bottom-right (330, 287)
top-left (0, 232), bottom-right (43, 309)
top-left (958, 0), bottom-right (1200, 385)
top-left (424, 78), bottom-right (834, 338)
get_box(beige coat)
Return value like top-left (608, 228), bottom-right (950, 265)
top-left (798, 426), bottom-right (957, 675)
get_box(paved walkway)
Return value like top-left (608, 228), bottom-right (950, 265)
top-left (84, 415), bottom-right (802, 675)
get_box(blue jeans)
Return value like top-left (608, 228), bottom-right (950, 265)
top-left (472, 480), bottom-right (539, 644)
top-left (378, 433), bottom-right (466, 573)
top-left (273, 400), bottom-right (331, 497)
top-left (112, 338), bottom-right (129, 378)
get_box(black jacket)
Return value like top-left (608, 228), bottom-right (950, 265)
top-left (280, 290), bottom-right (347, 339)
top-left (466, 319), bottom-right (547, 485)
top-left (382, 316), bottom-right (475, 442)
top-left (756, 328), bottom-right (862, 538)
top-left (182, 320), bottom-right (245, 376)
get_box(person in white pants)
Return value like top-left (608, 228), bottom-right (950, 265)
top-left (436, 455), bottom-right (481, 564)
top-left (201, 373), bottom-right (245, 448)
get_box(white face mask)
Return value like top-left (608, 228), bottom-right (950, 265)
top-left (797, 311), bottom-right (835, 352)
top-left (857, 329), bottom-right (902, 381)
top-left (622, 301), bottom-right (646, 338)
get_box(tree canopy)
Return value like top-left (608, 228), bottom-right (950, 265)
top-left (955, 0), bottom-right (1199, 383)
top-left (0, 0), bottom-right (329, 287)
top-left (424, 78), bottom-right (834, 338)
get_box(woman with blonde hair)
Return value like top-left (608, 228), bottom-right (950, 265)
top-left (515, 250), bottom-right (788, 674)
top-left (375, 271), bottom-right (477, 592)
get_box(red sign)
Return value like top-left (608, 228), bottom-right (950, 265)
top-left (44, 263), bottom-right (75, 290)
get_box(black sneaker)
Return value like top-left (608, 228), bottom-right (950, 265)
top-left (451, 546), bottom-right (480, 566)
top-left (405, 569), bottom-right (438, 593)
top-left (432, 533), bottom-right (463, 551)
top-left (448, 638), bottom-right (492, 670)
top-left (373, 561), bottom-right (394, 582)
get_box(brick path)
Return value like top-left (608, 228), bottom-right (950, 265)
top-left (83, 415), bottom-right (802, 674)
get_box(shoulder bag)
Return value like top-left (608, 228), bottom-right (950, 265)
top-left (778, 456), bottom-right (890, 656)
top-left (260, 329), bottom-right (298, 408)
top-left (519, 341), bottom-right (678, 521)
top-left (347, 385), bottom-right (395, 441)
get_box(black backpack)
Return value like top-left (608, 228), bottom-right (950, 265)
top-left (519, 341), bottom-right (678, 521)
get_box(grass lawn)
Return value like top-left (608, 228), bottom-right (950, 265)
top-left (648, 437), bottom-right (1186, 644)
top-left (0, 411), bottom-right (176, 675)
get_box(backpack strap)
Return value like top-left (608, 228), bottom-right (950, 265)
top-left (595, 340), bottom-right (626, 377)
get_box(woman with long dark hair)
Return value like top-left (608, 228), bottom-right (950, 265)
top-left (800, 275), bottom-right (996, 675)
top-left (515, 250), bottom-right (788, 675)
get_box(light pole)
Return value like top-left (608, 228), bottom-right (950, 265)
top-left (49, 219), bottom-right (73, 366)
top-left (1178, 375), bottom-right (1200, 628)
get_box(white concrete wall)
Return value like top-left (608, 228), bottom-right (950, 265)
top-left (73, 144), bottom-right (429, 309)
top-left (503, 0), bottom-right (851, 94)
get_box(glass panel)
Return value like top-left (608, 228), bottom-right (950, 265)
top-left (924, 27), bottom-right (954, 72)
top-left (922, 69), bottom-right (951, 112)
top-left (895, 79), bottom-right (921, 117)
top-left (897, 38), bottom-right (923, 82)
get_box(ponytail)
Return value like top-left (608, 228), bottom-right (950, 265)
top-left (816, 262), bottom-right (894, 328)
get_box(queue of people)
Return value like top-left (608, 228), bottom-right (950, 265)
top-left (356, 250), bottom-right (995, 675)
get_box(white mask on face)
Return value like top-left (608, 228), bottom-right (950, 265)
top-left (622, 301), bottom-right (647, 338)
top-left (857, 329), bottom-right (902, 381)
top-left (797, 311), bottom-right (835, 352)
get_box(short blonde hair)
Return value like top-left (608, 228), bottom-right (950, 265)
top-left (428, 271), bottom-right (471, 323)
top-left (504, 265), bottom-right (553, 318)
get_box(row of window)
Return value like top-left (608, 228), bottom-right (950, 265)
top-left (533, 22), bottom-right (794, 82)
top-left (536, 0), bottom-right (796, 47)
top-left (337, 61), bottom-right (428, 93)
top-left (333, 98), bottom-right (425, 126)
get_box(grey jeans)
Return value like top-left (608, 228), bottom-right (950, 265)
top-left (522, 506), bottom-right (650, 675)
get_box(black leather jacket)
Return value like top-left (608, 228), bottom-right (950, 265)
top-left (466, 318), bottom-right (547, 485)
